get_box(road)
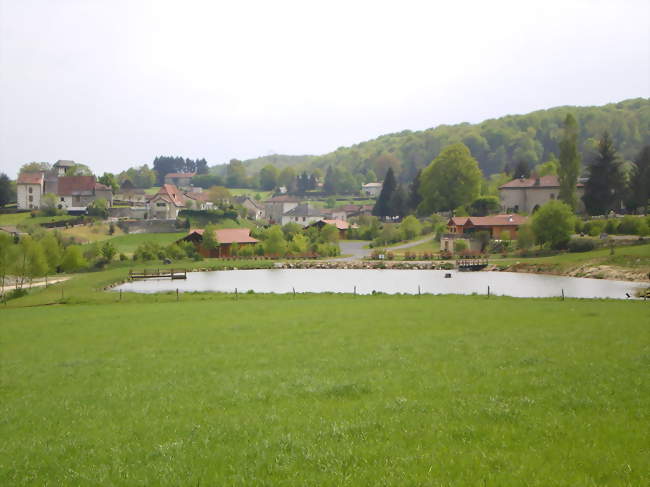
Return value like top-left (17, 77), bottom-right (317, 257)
top-left (334, 235), bottom-right (435, 261)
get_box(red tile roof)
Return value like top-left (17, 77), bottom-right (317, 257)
top-left (57, 176), bottom-right (96, 195)
top-left (499, 175), bottom-right (584, 189)
top-left (320, 219), bottom-right (350, 230)
top-left (467, 214), bottom-right (528, 226)
top-left (154, 184), bottom-right (185, 207)
top-left (189, 228), bottom-right (259, 244)
top-left (165, 172), bottom-right (196, 178)
top-left (17, 172), bottom-right (44, 185)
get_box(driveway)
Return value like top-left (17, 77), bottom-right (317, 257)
top-left (333, 234), bottom-right (435, 262)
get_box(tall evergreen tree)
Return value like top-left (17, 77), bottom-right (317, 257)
top-left (389, 184), bottom-right (409, 218)
top-left (627, 145), bottom-right (650, 213)
top-left (0, 173), bottom-right (13, 207)
top-left (408, 168), bottom-right (423, 214)
top-left (558, 113), bottom-right (581, 210)
top-left (372, 167), bottom-right (397, 218)
top-left (513, 160), bottom-right (531, 179)
top-left (583, 132), bottom-right (625, 215)
top-left (323, 166), bottom-right (336, 195)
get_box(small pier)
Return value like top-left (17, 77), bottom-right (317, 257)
top-left (129, 268), bottom-right (187, 280)
top-left (455, 258), bottom-right (488, 271)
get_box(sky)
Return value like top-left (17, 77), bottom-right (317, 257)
top-left (1, 0), bottom-right (649, 178)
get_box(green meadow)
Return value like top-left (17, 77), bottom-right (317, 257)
top-left (1, 287), bottom-right (648, 485)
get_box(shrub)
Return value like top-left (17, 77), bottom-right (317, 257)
top-left (574, 219), bottom-right (584, 234)
top-left (618, 215), bottom-right (647, 235)
top-left (604, 219), bottom-right (619, 234)
top-left (453, 240), bottom-right (468, 253)
top-left (567, 238), bottom-right (597, 253)
top-left (531, 200), bottom-right (574, 249)
top-left (134, 241), bottom-right (165, 261)
top-left (584, 220), bottom-right (605, 237)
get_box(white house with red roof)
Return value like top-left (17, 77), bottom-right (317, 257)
top-left (147, 184), bottom-right (186, 219)
top-left (16, 172), bottom-right (45, 210)
top-left (499, 175), bottom-right (585, 213)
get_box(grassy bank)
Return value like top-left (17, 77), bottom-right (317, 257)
top-left (1, 293), bottom-right (648, 485)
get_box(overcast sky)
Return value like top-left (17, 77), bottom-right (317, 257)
top-left (1, 0), bottom-right (648, 178)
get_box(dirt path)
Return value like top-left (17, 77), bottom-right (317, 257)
top-left (1, 277), bottom-right (70, 294)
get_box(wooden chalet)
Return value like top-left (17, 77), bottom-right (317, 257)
top-left (447, 214), bottom-right (528, 239)
top-left (179, 228), bottom-right (259, 258)
top-left (306, 219), bottom-right (356, 239)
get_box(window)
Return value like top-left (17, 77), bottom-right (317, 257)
top-left (60, 197), bottom-right (64, 202)
top-left (550, 193), bottom-right (555, 199)
top-left (157, 202), bottom-right (166, 207)
top-left (29, 204), bottom-right (33, 209)
top-left (29, 195), bottom-right (33, 202)
top-left (28, 187), bottom-right (33, 194)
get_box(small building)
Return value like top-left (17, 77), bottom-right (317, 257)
top-left (183, 191), bottom-right (214, 211)
top-left (306, 219), bottom-right (355, 239)
top-left (233, 196), bottom-right (264, 220)
top-left (441, 214), bottom-right (528, 255)
top-left (178, 228), bottom-right (259, 258)
top-left (164, 172), bottom-right (196, 190)
top-left (281, 203), bottom-right (324, 226)
top-left (147, 184), bottom-right (186, 219)
top-left (16, 172), bottom-right (45, 210)
top-left (264, 195), bottom-right (301, 223)
top-left (362, 182), bottom-right (383, 197)
top-left (321, 207), bottom-right (348, 221)
top-left (499, 175), bottom-right (585, 213)
top-left (53, 160), bottom-right (75, 177)
top-left (57, 176), bottom-right (113, 210)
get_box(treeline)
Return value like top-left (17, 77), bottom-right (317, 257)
top-left (152, 156), bottom-right (209, 185)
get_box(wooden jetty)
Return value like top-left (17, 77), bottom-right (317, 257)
top-left (129, 268), bottom-right (187, 280)
top-left (455, 258), bottom-right (489, 271)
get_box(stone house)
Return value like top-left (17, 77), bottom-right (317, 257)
top-left (281, 203), bottom-right (325, 226)
top-left (147, 184), bottom-right (186, 219)
top-left (56, 176), bottom-right (113, 210)
top-left (362, 182), bottom-right (383, 197)
top-left (16, 172), bottom-right (45, 210)
top-left (499, 175), bottom-right (584, 213)
top-left (264, 195), bottom-right (301, 223)
top-left (233, 196), bottom-right (264, 220)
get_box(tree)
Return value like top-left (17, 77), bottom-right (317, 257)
top-left (323, 166), bottom-right (337, 195)
top-left (19, 162), bottom-right (51, 174)
top-left (264, 226), bottom-right (286, 256)
top-left (453, 239), bottom-right (468, 253)
top-left (61, 245), bottom-right (87, 272)
top-left (516, 224), bottom-right (535, 250)
top-left (98, 173), bottom-right (119, 193)
top-left (583, 132), bottom-right (625, 215)
top-left (259, 165), bottom-right (279, 191)
top-left (100, 241), bottom-right (117, 263)
top-left (13, 237), bottom-right (47, 288)
top-left (202, 225), bottom-right (220, 251)
top-left (226, 159), bottom-right (248, 187)
top-left (372, 167), bottom-right (397, 218)
top-left (469, 196), bottom-right (500, 216)
top-left (365, 169), bottom-right (377, 183)
top-left (627, 146), bottom-right (650, 213)
top-left (418, 143), bottom-right (482, 213)
top-left (558, 114), bottom-right (581, 210)
top-left (319, 224), bottom-right (339, 243)
top-left (41, 193), bottom-right (59, 216)
top-left (40, 234), bottom-right (62, 275)
top-left (399, 215), bottom-right (422, 240)
top-left (531, 200), bottom-right (574, 249)
top-left (288, 233), bottom-right (309, 255)
top-left (207, 186), bottom-right (231, 205)
top-left (196, 158), bottom-right (209, 175)
top-left (0, 173), bottom-right (13, 207)
top-left (0, 232), bottom-right (16, 292)
top-left (279, 167), bottom-right (296, 192)
top-left (87, 199), bottom-right (108, 218)
top-left (513, 160), bottom-right (531, 179)
top-left (388, 184), bottom-right (408, 218)
top-left (408, 169), bottom-right (423, 214)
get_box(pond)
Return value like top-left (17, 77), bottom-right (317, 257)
top-left (113, 269), bottom-right (646, 300)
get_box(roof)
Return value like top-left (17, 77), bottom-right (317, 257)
top-left (233, 196), bottom-right (263, 210)
top-left (17, 172), bottom-right (44, 185)
top-left (94, 182), bottom-right (110, 191)
top-left (266, 195), bottom-right (301, 203)
top-left (54, 160), bottom-right (75, 167)
top-left (57, 176), bottom-right (96, 195)
top-left (449, 214), bottom-right (528, 227)
top-left (165, 172), bottom-right (196, 179)
top-left (499, 175), bottom-right (584, 189)
top-left (188, 228), bottom-right (259, 244)
top-left (319, 219), bottom-right (351, 230)
top-left (184, 191), bottom-right (211, 202)
top-left (153, 184), bottom-right (185, 207)
top-left (362, 182), bottom-right (382, 188)
top-left (283, 203), bottom-right (324, 217)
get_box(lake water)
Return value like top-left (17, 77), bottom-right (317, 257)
top-left (113, 269), bottom-right (646, 300)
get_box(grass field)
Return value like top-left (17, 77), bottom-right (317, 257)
top-left (1, 291), bottom-right (648, 485)
top-left (0, 212), bottom-right (75, 227)
top-left (106, 232), bottom-right (187, 254)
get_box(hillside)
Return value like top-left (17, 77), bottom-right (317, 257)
top-left (242, 98), bottom-right (650, 183)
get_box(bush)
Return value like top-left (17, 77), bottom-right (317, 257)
top-left (567, 238), bottom-right (597, 253)
top-left (618, 215), bottom-right (648, 235)
top-left (134, 241), bottom-right (165, 261)
top-left (453, 240), bottom-right (468, 253)
top-left (531, 201), bottom-right (574, 249)
top-left (584, 220), bottom-right (605, 237)
top-left (3, 288), bottom-right (28, 301)
top-left (574, 219), bottom-right (584, 234)
top-left (604, 219), bottom-right (619, 234)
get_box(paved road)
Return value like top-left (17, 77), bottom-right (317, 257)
top-left (334, 235), bottom-right (435, 262)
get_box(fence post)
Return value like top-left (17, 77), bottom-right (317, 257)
top-left (176, 288), bottom-right (179, 301)
top-left (120, 289), bottom-right (122, 301)
top-left (562, 289), bottom-right (565, 301)
top-left (487, 285), bottom-right (490, 298)
top-left (235, 287), bottom-right (238, 300)
top-left (418, 285), bottom-right (421, 296)
top-left (293, 287), bottom-right (295, 298)
top-left (354, 285), bottom-right (356, 296)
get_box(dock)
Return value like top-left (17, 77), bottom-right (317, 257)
top-left (129, 268), bottom-right (187, 280)
top-left (455, 258), bottom-right (489, 271)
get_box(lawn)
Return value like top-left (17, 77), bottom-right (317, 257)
top-left (228, 188), bottom-right (273, 200)
top-left (0, 212), bottom-right (76, 227)
top-left (106, 232), bottom-right (187, 254)
top-left (1, 291), bottom-right (647, 485)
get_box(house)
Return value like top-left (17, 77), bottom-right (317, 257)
top-left (183, 190), bottom-right (214, 211)
top-left (53, 160), bottom-right (75, 177)
top-left (115, 180), bottom-right (147, 205)
top-left (179, 228), bottom-right (259, 258)
top-left (164, 172), bottom-right (196, 190)
top-left (56, 176), bottom-right (113, 210)
top-left (339, 204), bottom-right (374, 219)
top-left (16, 172), bottom-right (45, 210)
top-left (306, 219), bottom-right (355, 239)
top-left (362, 182), bottom-right (383, 197)
top-left (281, 203), bottom-right (325, 226)
top-left (499, 175), bottom-right (585, 213)
top-left (233, 196), bottom-right (264, 220)
top-left (321, 207), bottom-right (348, 221)
top-left (440, 214), bottom-right (528, 254)
top-left (147, 184), bottom-right (186, 219)
top-left (264, 195), bottom-right (301, 223)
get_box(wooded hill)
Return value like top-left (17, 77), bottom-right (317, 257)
top-left (240, 98), bottom-right (650, 183)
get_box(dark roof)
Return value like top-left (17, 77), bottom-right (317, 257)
top-left (283, 203), bottom-right (324, 217)
top-left (499, 175), bottom-right (584, 189)
top-left (54, 160), bottom-right (75, 167)
top-left (17, 172), bottom-right (44, 185)
top-left (448, 214), bottom-right (528, 227)
top-left (57, 176), bottom-right (96, 195)
top-left (233, 196), bottom-right (263, 209)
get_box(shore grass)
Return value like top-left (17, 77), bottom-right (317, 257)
top-left (1, 292), bottom-right (648, 485)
